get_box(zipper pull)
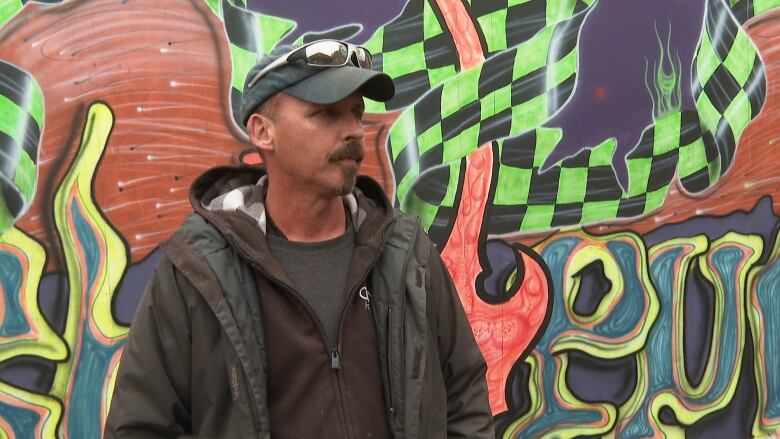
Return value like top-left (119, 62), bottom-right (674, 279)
top-left (331, 348), bottom-right (341, 370)
top-left (359, 286), bottom-right (370, 310)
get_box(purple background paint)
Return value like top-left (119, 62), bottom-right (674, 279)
top-left (247, 0), bottom-right (408, 43)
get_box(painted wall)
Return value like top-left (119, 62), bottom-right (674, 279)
top-left (0, 0), bottom-right (778, 437)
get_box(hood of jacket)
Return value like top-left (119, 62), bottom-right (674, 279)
top-left (185, 165), bottom-right (397, 285)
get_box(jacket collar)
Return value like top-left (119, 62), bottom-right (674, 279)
top-left (187, 165), bottom-right (397, 281)
top-left (200, 173), bottom-right (365, 235)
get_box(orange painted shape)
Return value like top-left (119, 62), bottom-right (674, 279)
top-left (439, 145), bottom-right (550, 414)
top-left (434, 0), bottom-right (485, 69)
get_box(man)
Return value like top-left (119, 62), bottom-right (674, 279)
top-left (105, 40), bottom-right (494, 438)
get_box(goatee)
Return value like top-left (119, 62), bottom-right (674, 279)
top-left (329, 139), bottom-right (364, 196)
top-left (335, 167), bottom-right (358, 196)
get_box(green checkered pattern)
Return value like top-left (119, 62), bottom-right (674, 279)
top-left (389, 6), bottom-right (590, 237)
top-left (688, 0), bottom-right (766, 191)
top-left (491, 128), bottom-right (623, 231)
top-left (207, 0), bottom-right (295, 128)
top-left (492, 111), bottom-right (701, 233)
top-left (0, 0), bottom-right (24, 29)
top-left (467, 0), bottom-right (595, 54)
top-left (727, 0), bottom-right (780, 24)
top-left (489, 106), bottom-right (734, 234)
top-left (622, 110), bottom-right (699, 210)
top-left (389, 0), bottom-right (768, 241)
top-left (362, 0), bottom-right (460, 113)
top-left (625, 113), bottom-right (682, 203)
top-left (488, 0), bottom-right (767, 234)
top-left (0, 61), bottom-right (44, 233)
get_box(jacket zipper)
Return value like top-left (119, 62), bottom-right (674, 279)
top-left (249, 262), bottom-right (361, 439)
top-left (224, 220), bottom-right (396, 438)
top-left (331, 273), bottom-right (380, 439)
top-left (385, 307), bottom-right (395, 417)
top-left (331, 347), bottom-right (340, 369)
top-left (328, 223), bottom-right (397, 437)
top-left (223, 253), bottom-right (336, 436)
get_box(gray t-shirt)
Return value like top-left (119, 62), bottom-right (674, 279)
top-left (265, 215), bottom-right (355, 348)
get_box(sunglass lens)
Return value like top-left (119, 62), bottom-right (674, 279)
top-left (355, 48), bottom-right (372, 69)
top-left (305, 41), bottom-right (348, 66)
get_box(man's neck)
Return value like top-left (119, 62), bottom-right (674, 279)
top-left (264, 183), bottom-right (348, 243)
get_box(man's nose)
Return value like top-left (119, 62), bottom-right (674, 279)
top-left (345, 114), bottom-right (365, 141)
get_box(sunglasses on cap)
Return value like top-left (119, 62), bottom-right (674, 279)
top-left (246, 40), bottom-right (373, 89)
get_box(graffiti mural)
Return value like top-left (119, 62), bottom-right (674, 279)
top-left (0, 0), bottom-right (779, 436)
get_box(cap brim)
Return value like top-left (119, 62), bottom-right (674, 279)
top-left (284, 65), bottom-right (395, 104)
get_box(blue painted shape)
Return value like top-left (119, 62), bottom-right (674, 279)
top-left (66, 328), bottom-right (123, 438)
top-left (697, 246), bottom-right (743, 405)
top-left (619, 242), bottom-right (747, 434)
top-left (514, 235), bottom-right (652, 437)
top-left (0, 252), bottom-right (30, 336)
top-left (0, 398), bottom-right (40, 437)
top-left (65, 199), bottom-right (125, 437)
top-left (616, 245), bottom-right (681, 436)
top-left (589, 240), bottom-right (646, 338)
top-left (70, 199), bottom-right (100, 289)
top-left (756, 251), bottom-right (780, 419)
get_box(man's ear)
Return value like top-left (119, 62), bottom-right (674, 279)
top-left (247, 113), bottom-right (274, 155)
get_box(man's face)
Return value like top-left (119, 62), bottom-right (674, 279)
top-left (259, 91), bottom-right (366, 197)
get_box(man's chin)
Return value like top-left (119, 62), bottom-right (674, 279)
top-left (334, 172), bottom-right (358, 196)
top-left (335, 179), bottom-right (357, 196)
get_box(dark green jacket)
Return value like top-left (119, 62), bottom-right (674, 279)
top-left (104, 167), bottom-right (494, 438)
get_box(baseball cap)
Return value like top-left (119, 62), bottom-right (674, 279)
top-left (238, 43), bottom-right (395, 128)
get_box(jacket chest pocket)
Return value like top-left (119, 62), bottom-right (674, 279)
top-left (404, 264), bottom-right (427, 381)
top-left (372, 299), bottom-right (400, 420)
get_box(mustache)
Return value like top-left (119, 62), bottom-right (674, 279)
top-left (328, 140), bottom-right (365, 163)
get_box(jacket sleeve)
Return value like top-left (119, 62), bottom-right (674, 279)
top-left (426, 245), bottom-right (495, 438)
top-left (104, 256), bottom-right (193, 439)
